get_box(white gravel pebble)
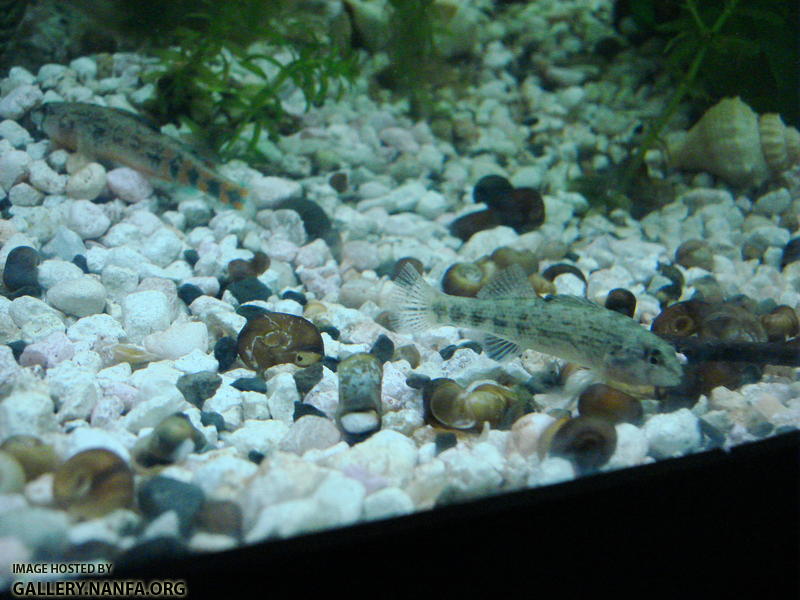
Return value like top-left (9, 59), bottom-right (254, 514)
top-left (0, 149), bottom-right (31, 189)
top-left (8, 182), bottom-right (43, 206)
top-left (0, 84), bottom-right (43, 119)
top-left (46, 275), bottom-right (107, 317)
top-left (28, 159), bottom-right (67, 194)
top-left (644, 409), bottom-right (703, 459)
top-left (121, 290), bottom-right (172, 342)
top-left (66, 162), bottom-right (106, 200)
top-left (143, 321), bottom-right (209, 360)
top-left (0, 119), bottom-right (32, 147)
top-left (66, 199), bottom-right (111, 239)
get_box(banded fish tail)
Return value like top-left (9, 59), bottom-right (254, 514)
top-left (389, 263), bottom-right (440, 333)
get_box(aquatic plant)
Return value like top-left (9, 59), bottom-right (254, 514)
top-left (624, 0), bottom-right (798, 179)
top-left (139, 0), bottom-right (357, 167)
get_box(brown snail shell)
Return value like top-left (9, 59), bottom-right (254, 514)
top-left (336, 353), bottom-right (383, 443)
top-left (546, 415), bottom-right (617, 474)
top-left (133, 413), bottom-right (205, 468)
top-left (52, 449), bottom-right (134, 519)
top-left (424, 378), bottom-right (474, 430)
top-left (541, 263), bottom-right (586, 285)
top-left (665, 97), bottom-right (800, 189)
top-left (698, 303), bottom-right (766, 342)
top-left (237, 311), bottom-right (324, 372)
top-left (0, 435), bottom-right (58, 481)
top-left (604, 288), bottom-right (637, 318)
top-left (463, 383), bottom-right (519, 429)
top-left (651, 300), bottom-right (707, 337)
top-left (489, 247), bottom-right (539, 274)
top-left (759, 305), bottom-right (799, 342)
top-left (578, 383), bottom-right (643, 425)
top-left (441, 262), bottom-right (488, 297)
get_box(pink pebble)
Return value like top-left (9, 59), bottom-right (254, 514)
top-left (107, 167), bottom-right (154, 203)
top-left (19, 331), bottom-right (75, 368)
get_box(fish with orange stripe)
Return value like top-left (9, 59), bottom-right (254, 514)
top-left (41, 101), bottom-right (248, 208)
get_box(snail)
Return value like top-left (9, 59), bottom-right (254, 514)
top-left (665, 97), bottom-right (800, 189)
top-left (237, 311), bottom-right (324, 373)
top-left (133, 413), bottom-right (205, 468)
top-left (541, 415), bottom-right (618, 474)
top-left (577, 383), bottom-right (643, 425)
top-left (441, 262), bottom-right (489, 297)
top-left (52, 449), bottom-right (134, 519)
top-left (336, 353), bottom-right (383, 443)
top-left (423, 379), bottom-right (520, 431)
top-left (0, 435), bottom-right (58, 480)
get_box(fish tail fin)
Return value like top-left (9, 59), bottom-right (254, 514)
top-left (389, 263), bottom-right (439, 333)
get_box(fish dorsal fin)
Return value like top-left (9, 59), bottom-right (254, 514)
top-left (477, 264), bottom-right (537, 300)
top-left (483, 333), bottom-right (523, 361)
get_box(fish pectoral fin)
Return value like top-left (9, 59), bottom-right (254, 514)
top-left (476, 264), bottom-right (537, 300)
top-left (483, 334), bottom-right (522, 361)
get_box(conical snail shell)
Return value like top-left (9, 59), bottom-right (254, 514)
top-left (666, 97), bottom-right (800, 189)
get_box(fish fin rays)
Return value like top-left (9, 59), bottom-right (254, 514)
top-left (483, 334), bottom-right (522, 361)
top-left (389, 264), bottom-right (439, 333)
top-left (477, 264), bottom-right (537, 300)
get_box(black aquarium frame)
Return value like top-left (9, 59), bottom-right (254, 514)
top-left (115, 430), bottom-right (800, 597)
top-left (3, 431), bottom-right (797, 598)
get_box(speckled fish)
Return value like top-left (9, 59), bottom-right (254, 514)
top-left (40, 101), bottom-right (248, 207)
top-left (391, 264), bottom-right (683, 387)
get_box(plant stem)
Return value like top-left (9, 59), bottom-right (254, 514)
top-left (622, 0), bottom-right (741, 186)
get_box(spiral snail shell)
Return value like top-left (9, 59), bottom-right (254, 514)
top-left (666, 97), bottom-right (800, 189)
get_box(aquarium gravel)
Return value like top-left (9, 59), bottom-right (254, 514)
top-left (0, 0), bottom-right (798, 587)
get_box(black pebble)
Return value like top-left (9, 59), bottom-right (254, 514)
top-left (248, 450), bottom-right (265, 464)
top-left (276, 197), bottom-right (331, 240)
top-left (177, 283), bottom-right (204, 306)
top-left (370, 334), bottom-right (395, 364)
top-left (321, 356), bottom-right (339, 372)
top-left (281, 290), bottom-right (307, 305)
top-left (293, 401), bottom-right (327, 420)
top-left (293, 362), bottom-right (323, 395)
top-left (183, 249), bottom-right (199, 266)
top-left (3, 246), bottom-right (41, 296)
top-left (7, 340), bottom-right (26, 362)
top-left (318, 325), bottom-right (340, 340)
top-left (227, 277), bottom-right (271, 304)
top-left (435, 432), bottom-right (458, 455)
top-left (473, 174), bottom-right (514, 209)
top-left (405, 373), bottom-right (431, 389)
top-left (137, 477), bottom-right (205, 535)
top-left (214, 337), bottom-right (238, 371)
top-left (176, 371), bottom-right (222, 408)
top-left (200, 411), bottom-right (225, 432)
top-left (780, 237), bottom-right (800, 270)
top-left (231, 377), bottom-right (267, 393)
top-left (71, 254), bottom-right (89, 273)
top-left (439, 345), bottom-right (458, 360)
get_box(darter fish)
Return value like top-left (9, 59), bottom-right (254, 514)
top-left (40, 101), bottom-right (248, 208)
top-left (391, 263), bottom-right (683, 387)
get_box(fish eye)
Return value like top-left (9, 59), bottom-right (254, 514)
top-left (648, 348), bottom-right (662, 365)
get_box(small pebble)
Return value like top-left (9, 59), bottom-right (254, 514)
top-left (46, 275), bottom-right (106, 317)
top-left (213, 337), bottom-right (239, 371)
top-left (3, 245), bottom-right (40, 296)
top-left (200, 411), bottom-right (225, 432)
top-left (176, 372), bottom-right (223, 408)
top-left (231, 377), bottom-right (267, 393)
top-left (226, 277), bottom-right (272, 304)
top-left (138, 476), bottom-right (205, 535)
top-left (106, 167), bottom-right (153, 202)
top-left (177, 283), bottom-right (204, 306)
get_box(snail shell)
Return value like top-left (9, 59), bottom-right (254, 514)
top-left (441, 262), bottom-right (489, 297)
top-left (133, 413), bottom-right (205, 468)
top-left (424, 378), bottom-right (474, 430)
top-left (52, 449), bottom-right (134, 519)
top-left (237, 312), bottom-right (324, 373)
top-left (666, 97), bottom-right (800, 189)
top-left (0, 435), bottom-right (58, 480)
top-left (336, 353), bottom-right (383, 442)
